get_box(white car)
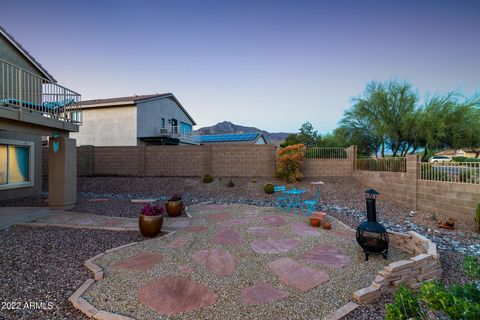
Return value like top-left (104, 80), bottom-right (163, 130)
top-left (428, 156), bottom-right (452, 163)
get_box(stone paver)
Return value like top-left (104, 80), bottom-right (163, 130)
top-left (184, 226), bottom-right (209, 233)
top-left (290, 222), bottom-right (321, 237)
top-left (209, 228), bottom-right (243, 245)
top-left (138, 276), bottom-right (217, 314)
top-left (178, 265), bottom-right (194, 273)
top-left (299, 244), bottom-right (351, 268)
top-left (169, 220), bottom-right (190, 229)
top-left (111, 253), bottom-right (163, 271)
top-left (241, 284), bottom-right (288, 305)
top-left (166, 237), bottom-right (189, 248)
top-left (206, 213), bottom-right (232, 220)
top-left (246, 226), bottom-right (284, 238)
top-left (193, 249), bottom-right (236, 276)
top-left (262, 215), bottom-right (286, 227)
top-left (268, 257), bottom-right (330, 292)
top-left (217, 217), bottom-right (252, 227)
top-left (250, 239), bottom-right (300, 254)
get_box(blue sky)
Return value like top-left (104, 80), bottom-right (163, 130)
top-left (2, 0), bottom-right (479, 132)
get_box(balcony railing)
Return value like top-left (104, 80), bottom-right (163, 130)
top-left (0, 58), bottom-right (81, 124)
top-left (159, 126), bottom-right (199, 144)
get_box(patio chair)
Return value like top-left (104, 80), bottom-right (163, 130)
top-left (273, 185), bottom-right (288, 209)
top-left (300, 190), bottom-right (321, 216)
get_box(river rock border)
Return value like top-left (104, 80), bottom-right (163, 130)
top-left (353, 230), bottom-right (442, 304)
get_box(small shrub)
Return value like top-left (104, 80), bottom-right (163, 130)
top-left (263, 183), bottom-right (275, 194)
top-left (275, 144), bottom-right (305, 182)
top-left (453, 156), bottom-right (480, 163)
top-left (385, 256), bottom-right (480, 320)
top-left (202, 174), bottom-right (213, 183)
top-left (251, 179), bottom-right (257, 183)
top-left (476, 204), bottom-right (480, 232)
top-left (227, 179), bottom-right (235, 188)
top-left (385, 284), bottom-right (423, 320)
top-left (462, 256), bottom-right (480, 280)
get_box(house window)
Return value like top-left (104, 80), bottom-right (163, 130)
top-left (161, 118), bottom-right (165, 128)
top-left (180, 122), bottom-right (192, 135)
top-left (0, 139), bottom-right (34, 190)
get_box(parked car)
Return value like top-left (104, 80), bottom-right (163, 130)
top-left (428, 156), bottom-right (452, 163)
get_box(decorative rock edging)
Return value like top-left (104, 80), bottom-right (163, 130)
top-left (353, 230), bottom-right (442, 304)
top-left (70, 230), bottom-right (179, 319)
top-left (322, 302), bottom-right (359, 320)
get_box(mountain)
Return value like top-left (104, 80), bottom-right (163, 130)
top-left (195, 121), bottom-right (292, 145)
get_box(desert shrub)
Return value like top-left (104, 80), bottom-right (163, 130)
top-left (202, 174), bottom-right (213, 183)
top-left (385, 284), bottom-right (422, 320)
top-left (275, 144), bottom-right (305, 182)
top-left (263, 183), bottom-right (275, 194)
top-left (227, 179), bottom-right (235, 188)
top-left (453, 156), bottom-right (480, 163)
top-left (385, 256), bottom-right (480, 320)
top-left (476, 204), bottom-right (480, 232)
top-left (463, 256), bottom-right (480, 279)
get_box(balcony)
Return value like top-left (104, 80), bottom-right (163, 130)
top-left (0, 59), bottom-right (81, 125)
top-left (158, 126), bottom-right (199, 145)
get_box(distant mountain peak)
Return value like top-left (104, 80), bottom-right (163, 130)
top-left (195, 121), bottom-right (292, 145)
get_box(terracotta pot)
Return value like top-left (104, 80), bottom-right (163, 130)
top-left (323, 222), bottom-right (332, 230)
top-left (166, 200), bottom-right (184, 217)
top-left (139, 214), bottom-right (163, 237)
top-left (310, 218), bottom-right (321, 227)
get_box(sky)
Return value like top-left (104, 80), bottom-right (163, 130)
top-left (2, 0), bottom-right (479, 133)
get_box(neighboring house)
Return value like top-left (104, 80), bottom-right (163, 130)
top-left (0, 25), bottom-right (81, 206)
top-left (435, 149), bottom-right (479, 159)
top-left (71, 94), bottom-right (197, 146)
top-left (198, 133), bottom-right (268, 145)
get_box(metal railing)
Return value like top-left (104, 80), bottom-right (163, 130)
top-left (419, 162), bottom-right (480, 184)
top-left (159, 126), bottom-right (199, 144)
top-left (305, 147), bottom-right (351, 159)
top-left (356, 157), bottom-right (406, 172)
top-left (0, 59), bottom-right (81, 123)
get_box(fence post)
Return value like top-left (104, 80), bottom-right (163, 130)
top-left (350, 145), bottom-right (357, 174)
top-left (406, 154), bottom-right (419, 210)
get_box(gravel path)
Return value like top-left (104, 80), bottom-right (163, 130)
top-left (0, 226), bottom-right (144, 320)
top-left (84, 204), bottom-right (410, 320)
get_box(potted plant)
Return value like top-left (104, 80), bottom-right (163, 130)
top-left (165, 193), bottom-right (184, 217)
top-left (139, 204), bottom-right (164, 237)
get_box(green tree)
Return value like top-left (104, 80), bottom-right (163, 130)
top-left (281, 122), bottom-right (321, 147)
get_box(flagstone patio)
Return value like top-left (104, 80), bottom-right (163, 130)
top-left (76, 204), bottom-right (411, 320)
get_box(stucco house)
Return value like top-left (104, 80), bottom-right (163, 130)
top-left (0, 25), bottom-right (80, 206)
top-left (435, 149), bottom-right (479, 159)
top-left (71, 94), bottom-right (197, 146)
top-left (198, 133), bottom-right (268, 145)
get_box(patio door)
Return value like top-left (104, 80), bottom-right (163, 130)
top-left (171, 119), bottom-right (178, 134)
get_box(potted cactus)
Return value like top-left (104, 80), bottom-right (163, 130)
top-left (165, 193), bottom-right (184, 217)
top-left (139, 204), bottom-right (164, 237)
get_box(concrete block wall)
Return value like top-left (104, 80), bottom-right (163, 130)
top-left (303, 159), bottom-right (353, 177)
top-left (145, 146), bottom-right (210, 177)
top-left (353, 171), bottom-right (408, 205)
top-left (416, 180), bottom-right (480, 221)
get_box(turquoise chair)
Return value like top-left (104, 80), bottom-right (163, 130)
top-left (274, 186), bottom-right (288, 209)
top-left (300, 190), bottom-right (321, 216)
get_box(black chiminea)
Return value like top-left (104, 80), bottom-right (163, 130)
top-left (356, 189), bottom-right (389, 261)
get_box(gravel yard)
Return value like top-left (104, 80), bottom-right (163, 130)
top-left (0, 226), bottom-right (144, 320)
top-left (84, 204), bottom-right (410, 320)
